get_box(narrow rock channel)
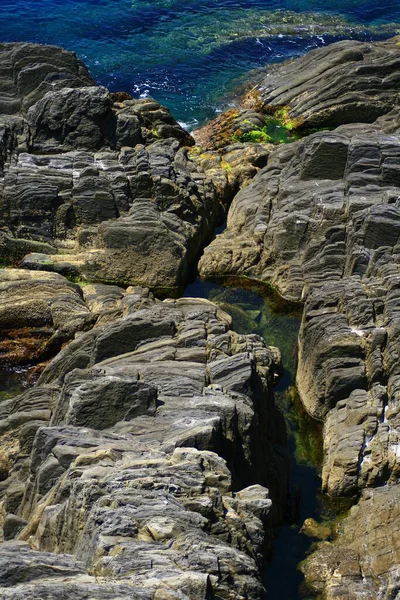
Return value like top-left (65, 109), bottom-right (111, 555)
top-left (184, 277), bottom-right (328, 599)
top-left (197, 36), bottom-right (400, 600)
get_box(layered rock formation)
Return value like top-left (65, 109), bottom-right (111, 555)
top-left (0, 286), bottom-right (287, 599)
top-left (2, 34), bottom-right (400, 600)
top-left (0, 269), bottom-right (99, 368)
top-left (195, 37), bottom-right (400, 150)
top-left (198, 38), bottom-right (400, 598)
top-left (0, 42), bottom-right (272, 294)
top-left (0, 42), bottom-right (288, 599)
top-left (200, 112), bottom-right (400, 512)
top-left (301, 485), bottom-right (400, 599)
top-left (251, 37), bottom-right (400, 129)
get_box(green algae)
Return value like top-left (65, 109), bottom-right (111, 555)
top-left (232, 125), bottom-right (272, 144)
top-left (229, 110), bottom-right (311, 146)
top-left (265, 117), bottom-right (299, 144)
top-left (289, 387), bottom-right (323, 468)
top-left (220, 160), bottom-right (233, 174)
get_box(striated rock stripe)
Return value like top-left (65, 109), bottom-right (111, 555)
top-left (0, 288), bottom-right (287, 599)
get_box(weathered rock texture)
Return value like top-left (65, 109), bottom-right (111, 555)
top-left (195, 38), bottom-right (400, 150)
top-left (0, 42), bottom-right (94, 116)
top-left (0, 268), bottom-right (98, 367)
top-left (199, 112), bottom-right (400, 504)
top-left (0, 45), bottom-right (283, 598)
top-left (301, 485), bottom-right (400, 600)
top-left (0, 43), bottom-right (271, 293)
top-left (199, 39), bottom-right (400, 599)
top-left (3, 36), bottom-right (400, 599)
top-left (0, 286), bottom-right (287, 599)
top-left (246, 37), bottom-right (400, 129)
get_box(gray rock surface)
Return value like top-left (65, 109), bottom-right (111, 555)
top-left (199, 116), bottom-right (400, 301)
top-left (0, 268), bottom-right (94, 367)
top-left (199, 119), bottom-right (400, 508)
top-left (198, 39), bottom-right (400, 599)
top-left (246, 37), bottom-right (400, 129)
top-left (0, 43), bottom-right (270, 293)
top-left (0, 42), bottom-right (94, 116)
top-left (3, 36), bottom-right (400, 600)
top-left (301, 485), bottom-right (400, 600)
top-left (0, 268), bottom-right (148, 371)
top-left (0, 289), bottom-right (287, 599)
top-left (195, 38), bottom-right (400, 149)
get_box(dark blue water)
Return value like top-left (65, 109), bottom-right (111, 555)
top-left (1, 0), bottom-right (400, 125)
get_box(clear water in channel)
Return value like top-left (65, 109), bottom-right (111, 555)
top-left (184, 279), bottom-right (327, 599)
top-left (1, 0), bottom-right (400, 126)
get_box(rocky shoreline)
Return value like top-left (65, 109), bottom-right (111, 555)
top-left (199, 37), bottom-right (400, 598)
top-left (0, 39), bottom-right (400, 598)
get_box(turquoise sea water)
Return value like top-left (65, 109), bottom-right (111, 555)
top-left (1, 0), bottom-right (400, 125)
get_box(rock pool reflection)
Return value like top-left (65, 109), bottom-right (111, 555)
top-left (0, 366), bottom-right (33, 402)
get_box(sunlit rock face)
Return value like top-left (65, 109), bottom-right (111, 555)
top-left (252, 38), bottom-right (400, 129)
top-left (2, 30), bottom-right (400, 599)
top-left (0, 42), bottom-right (275, 296)
top-left (0, 290), bottom-right (287, 600)
top-left (0, 42), bottom-right (230, 294)
top-left (301, 485), bottom-right (400, 600)
top-left (199, 108), bottom-right (400, 511)
top-left (0, 42), bottom-right (293, 600)
top-left (198, 38), bottom-right (400, 599)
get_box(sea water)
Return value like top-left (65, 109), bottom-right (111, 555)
top-left (1, 0), bottom-right (400, 126)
